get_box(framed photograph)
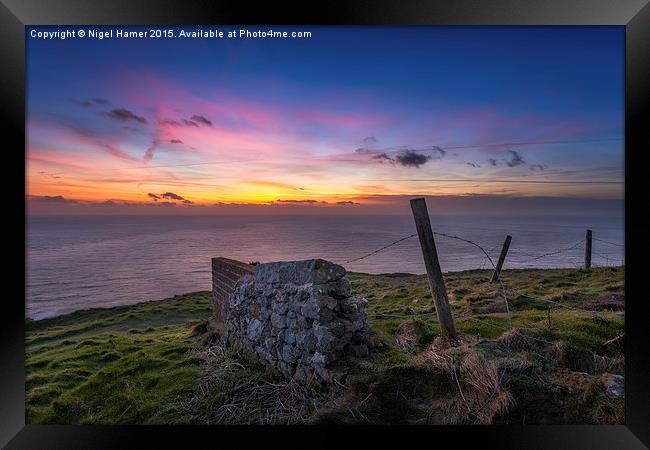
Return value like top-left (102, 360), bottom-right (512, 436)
top-left (2, 0), bottom-right (648, 447)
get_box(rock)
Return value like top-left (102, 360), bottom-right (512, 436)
top-left (300, 298), bottom-right (320, 319)
top-left (602, 373), bottom-right (624, 398)
top-left (277, 361), bottom-right (294, 377)
top-left (255, 345), bottom-right (275, 364)
top-left (284, 328), bottom-right (296, 345)
top-left (314, 364), bottom-right (330, 381)
top-left (313, 324), bottom-right (336, 350)
top-left (249, 303), bottom-right (262, 319)
top-left (310, 352), bottom-right (328, 366)
top-left (282, 344), bottom-right (297, 363)
top-left (264, 337), bottom-right (276, 352)
top-left (217, 257), bottom-right (372, 384)
top-left (270, 312), bottom-right (287, 329)
top-left (341, 296), bottom-right (367, 315)
top-left (286, 316), bottom-right (298, 329)
top-left (272, 301), bottom-right (289, 315)
top-left (254, 259), bottom-right (346, 285)
top-left (330, 321), bottom-right (345, 337)
top-left (247, 318), bottom-right (264, 341)
top-left (296, 329), bottom-right (317, 352)
top-left (343, 317), bottom-right (365, 333)
top-left (313, 278), bottom-right (352, 299)
top-left (315, 293), bottom-right (338, 310)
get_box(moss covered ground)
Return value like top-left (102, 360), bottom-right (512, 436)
top-left (26, 267), bottom-right (624, 424)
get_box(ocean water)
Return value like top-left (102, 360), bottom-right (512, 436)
top-left (26, 214), bottom-right (624, 319)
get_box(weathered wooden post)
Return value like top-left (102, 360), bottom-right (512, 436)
top-left (409, 198), bottom-right (457, 338)
top-left (490, 235), bottom-right (512, 283)
top-left (585, 229), bottom-right (592, 269)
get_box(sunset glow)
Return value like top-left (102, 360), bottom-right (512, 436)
top-left (27, 26), bottom-right (624, 215)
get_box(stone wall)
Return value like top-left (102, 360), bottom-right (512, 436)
top-left (211, 258), bottom-right (372, 382)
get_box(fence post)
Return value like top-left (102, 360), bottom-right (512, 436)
top-left (585, 229), bottom-right (592, 269)
top-left (409, 198), bottom-right (457, 338)
top-left (490, 235), bottom-right (512, 283)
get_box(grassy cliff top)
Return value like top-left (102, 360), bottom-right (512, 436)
top-left (26, 267), bottom-right (624, 425)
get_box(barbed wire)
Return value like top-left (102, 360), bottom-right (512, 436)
top-left (506, 286), bottom-right (621, 317)
top-left (431, 231), bottom-right (513, 331)
top-left (356, 227), bottom-right (623, 422)
top-left (430, 230), bottom-right (515, 423)
top-left (345, 226), bottom-right (623, 423)
top-left (592, 237), bottom-right (624, 247)
top-left (342, 233), bottom-right (417, 264)
top-left (345, 227), bottom-right (609, 370)
top-left (508, 240), bottom-right (583, 262)
top-left (432, 231), bottom-right (497, 268)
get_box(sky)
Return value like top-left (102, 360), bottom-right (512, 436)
top-left (26, 26), bottom-right (624, 215)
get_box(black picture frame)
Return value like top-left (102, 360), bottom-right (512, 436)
top-left (2, 0), bottom-right (648, 447)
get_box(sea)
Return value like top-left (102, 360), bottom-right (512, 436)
top-left (26, 214), bottom-right (625, 319)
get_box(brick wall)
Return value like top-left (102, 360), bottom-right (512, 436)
top-left (211, 257), bottom-right (255, 333)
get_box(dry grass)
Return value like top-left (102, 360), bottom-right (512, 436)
top-left (180, 342), bottom-right (343, 424)
top-left (412, 337), bottom-right (514, 424)
top-left (394, 321), bottom-right (420, 351)
top-left (497, 328), bottom-right (547, 352)
top-left (593, 354), bottom-right (625, 375)
top-left (394, 319), bottom-right (435, 351)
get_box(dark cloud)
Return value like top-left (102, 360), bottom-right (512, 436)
top-left (213, 202), bottom-right (252, 206)
top-left (529, 164), bottom-right (548, 171)
top-left (105, 109), bottom-right (147, 124)
top-left (355, 136), bottom-right (379, 154)
top-left (170, 139), bottom-right (183, 144)
top-left (39, 171), bottom-right (62, 179)
top-left (466, 162), bottom-right (481, 168)
top-left (29, 195), bottom-right (78, 204)
top-left (506, 150), bottom-right (525, 167)
top-left (394, 150), bottom-right (434, 168)
top-left (102, 143), bottom-right (140, 162)
top-left (159, 201), bottom-right (176, 207)
top-left (148, 192), bottom-right (190, 204)
top-left (144, 140), bottom-right (161, 163)
top-left (159, 119), bottom-right (182, 127)
top-left (70, 99), bottom-right (93, 107)
top-left (367, 146), bottom-right (444, 168)
top-left (160, 192), bottom-right (186, 201)
top-left (336, 201), bottom-right (361, 206)
top-left (485, 151), bottom-right (526, 168)
top-left (160, 115), bottom-right (211, 129)
top-left (160, 118), bottom-right (198, 127)
top-left (276, 199), bottom-right (319, 204)
top-left (372, 152), bottom-right (394, 163)
top-left (190, 115), bottom-right (213, 127)
top-left (70, 98), bottom-right (110, 107)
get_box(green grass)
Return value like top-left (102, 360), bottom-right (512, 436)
top-left (26, 267), bottom-right (625, 425)
top-left (26, 292), bottom-right (212, 424)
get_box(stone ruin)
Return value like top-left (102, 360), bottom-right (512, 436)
top-left (211, 257), bottom-right (373, 382)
